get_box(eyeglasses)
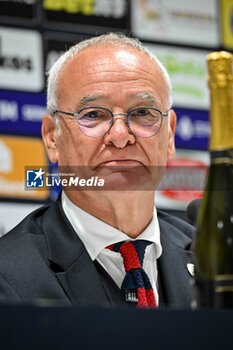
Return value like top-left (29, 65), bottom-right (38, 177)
top-left (53, 106), bottom-right (170, 138)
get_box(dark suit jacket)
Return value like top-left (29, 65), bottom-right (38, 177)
top-left (0, 198), bottom-right (195, 308)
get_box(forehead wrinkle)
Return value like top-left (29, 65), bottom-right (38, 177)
top-left (76, 91), bottom-right (158, 108)
top-left (74, 91), bottom-right (162, 111)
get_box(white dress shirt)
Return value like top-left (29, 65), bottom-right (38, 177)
top-left (62, 192), bottom-right (162, 304)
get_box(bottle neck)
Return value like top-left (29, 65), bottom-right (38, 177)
top-left (209, 85), bottom-right (233, 151)
top-left (207, 149), bottom-right (233, 191)
top-left (211, 149), bottom-right (233, 163)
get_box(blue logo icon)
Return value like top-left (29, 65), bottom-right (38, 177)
top-left (26, 168), bottom-right (45, 188)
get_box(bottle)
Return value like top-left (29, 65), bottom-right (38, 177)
top-left (194, 51), bottom-right (233, 308)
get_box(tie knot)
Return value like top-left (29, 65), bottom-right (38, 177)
top-left (107, 240), bottom-right (151, 272)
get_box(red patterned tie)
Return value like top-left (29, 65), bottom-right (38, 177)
top-left (107, 240), bottom-right (157, 308)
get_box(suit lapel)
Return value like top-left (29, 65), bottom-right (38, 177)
top-left (55, 252), bottom-right (110, 306)
top-left (41, 198), bottom-right (195, 308)
top-left (41, 198), bottom-right (110, 306)
top-left (158, 215), bottom-right (194, 308)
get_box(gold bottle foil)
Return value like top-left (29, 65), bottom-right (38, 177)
top-left (207, 51), bottom-right (233, 150)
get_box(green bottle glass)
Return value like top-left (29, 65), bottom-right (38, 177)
top-left (195, 51), bottom-right (233, 308)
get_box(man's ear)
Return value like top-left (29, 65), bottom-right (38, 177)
top-left (42, 114), bottom-right (59, 164)
top-left (167, 109), bottom-right (176, 160)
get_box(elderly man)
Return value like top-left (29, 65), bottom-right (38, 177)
top-left (0, 33), bottom-right (194, 308)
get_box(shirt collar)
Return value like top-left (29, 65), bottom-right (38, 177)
top-left (62, 192), bottom-right (162, 261)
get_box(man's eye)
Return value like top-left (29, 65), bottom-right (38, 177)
top-left (84, 111), bottom-right (100, 119)
top-left (80, 109), bottom-right (109, 120)
top-left (78, 109), bottom-right (111, 126)
top-left (130, 109), bottom-right (151, 118)
top-left (135, 109), bottom-right (149, 116)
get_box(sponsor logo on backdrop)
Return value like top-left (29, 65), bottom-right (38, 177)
top-left (174, 108), bottom-right (210, 150)
top-left (0, 90), bottom-right (46, 136)
top-left (146, 44), bottom-right (209, 110)
top-left (159, 158), bottom-right (207, 202)
top-left (176, 115), bottom-right (210, 141)
top-left (42, 0), bottom-right (130, 31)
top-left (0, 27), bottom-right (43, 91)
top-left (131, 0), bottom-right (219, 47)
top-left (0, 99), bottom-right (18, 122)
top-left (155, 150), bottom-right (209, 210)
top-left (43, 0), bottom-right (127, 18)
top-left (0, 136), bottom-right (48, 200)
top-left (0, 38), bottom-right (32, 71)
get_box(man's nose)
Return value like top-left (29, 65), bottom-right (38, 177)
top-left (104, 114), bottom-right (135, 148)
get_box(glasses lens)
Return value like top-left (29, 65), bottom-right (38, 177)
top-left (128, 108), bottom-right (162, 137)
top-left (78, 107), bottom-right (112, 137)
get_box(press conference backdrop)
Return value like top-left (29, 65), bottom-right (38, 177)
top-left (0, 0), bottom-right (232, 234)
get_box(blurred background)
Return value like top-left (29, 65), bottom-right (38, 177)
top-left (0, 0), bottom-right (232, 234)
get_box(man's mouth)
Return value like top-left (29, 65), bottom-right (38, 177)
top-left (99, 159), bottom-right (142, 167)
top-left (92, 160), bottom-right (148, 179)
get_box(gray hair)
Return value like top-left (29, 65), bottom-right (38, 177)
top-left (46, 32), bottom-right (172, 115)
